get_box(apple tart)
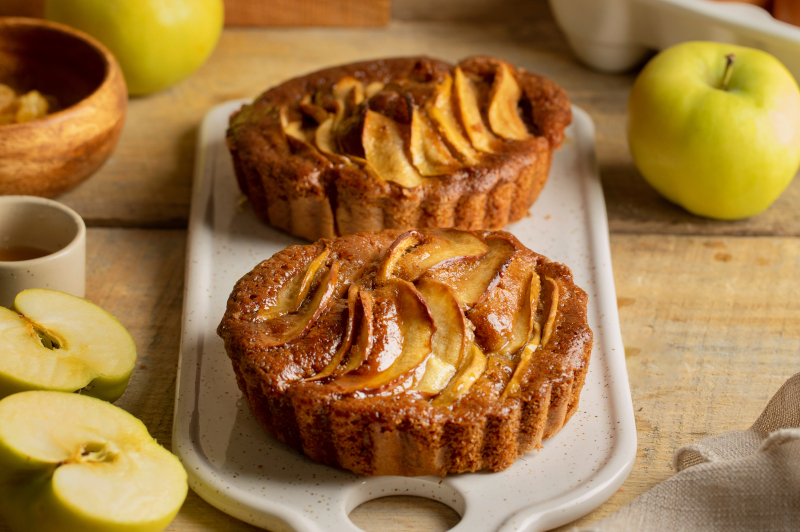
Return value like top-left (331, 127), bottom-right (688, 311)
top-left (218, 229), bottom-right (592, 476)
top-left (227, 56), bottom-right (571, 241)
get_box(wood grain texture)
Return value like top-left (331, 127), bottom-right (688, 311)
top-left (224, 0), bottom-right (390, 27)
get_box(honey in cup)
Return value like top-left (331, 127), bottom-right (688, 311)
top-left (0, 245), bottom-right (53, 262)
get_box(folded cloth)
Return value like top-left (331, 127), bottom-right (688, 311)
top-left (578, 372), bottom-right (800, 532)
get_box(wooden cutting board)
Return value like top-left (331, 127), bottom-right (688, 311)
top-left (0, 0), bottom-right (391, 28)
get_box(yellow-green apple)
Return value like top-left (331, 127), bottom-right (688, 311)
top-left (0, 391), bottom-right (187, 532)
top-left (0, 289), bottom-right (137, 402)
top-left (45, 0), bottom-right (223, 96)
top-left (628, 41), bottom-right (800, 219)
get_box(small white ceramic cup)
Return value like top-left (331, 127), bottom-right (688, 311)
top-left (0, 196), bottom-right (86, 309)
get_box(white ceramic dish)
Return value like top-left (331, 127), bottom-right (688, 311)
top-left (172, 100), bottom-right (636, 532)
top-left (550, 0), bottom-right (800, 79)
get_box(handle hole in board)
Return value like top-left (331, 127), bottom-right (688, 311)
top-left (350, 496), bottom-right (461, 532)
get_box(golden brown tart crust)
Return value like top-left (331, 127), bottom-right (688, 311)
top-left (218, 229), bottom-right (592, 476)
top-left (227, 56), bottom-right (572, 241)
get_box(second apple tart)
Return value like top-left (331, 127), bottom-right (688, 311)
top-left (218, 229), bottom-right (592, 476)
top-left (227, 56), bottom-right (571, 241)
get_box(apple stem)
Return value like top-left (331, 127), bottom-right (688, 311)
top-left (721, 54), bottom-right (735, 91)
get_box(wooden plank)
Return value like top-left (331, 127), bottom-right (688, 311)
top-left (224, 0), bottom-right (390, 27)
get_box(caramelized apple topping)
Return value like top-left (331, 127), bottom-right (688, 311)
top-left (431, 344), bottom-right (487, 406)
top-left (453, 67), bottom-right (497, 153)
top-left (280, 59), bottom-right (533, 185)
top-left (258, 261), bottom-right (340, 347)
top-left (487, 62), bottom-right (529, 141)
top-left (362, 110), bottom-right (426, 188)
top-left (330, 280), bottom-right (435, 393)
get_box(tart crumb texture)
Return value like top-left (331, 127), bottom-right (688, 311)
top-left (218, 229), bottom-right (592, 476)
top-left (227, 56), bottom-right (572, 241)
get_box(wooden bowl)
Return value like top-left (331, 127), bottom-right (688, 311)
top-left (0, 17), bottom-right (126, 197)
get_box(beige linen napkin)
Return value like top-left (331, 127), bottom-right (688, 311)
top-left (579, 372), bottom-right (800, 532)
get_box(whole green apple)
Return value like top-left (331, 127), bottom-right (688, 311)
top-left (628, 41), bottom-right (800, 219)
top-left (45, 0), bottom-right (223, 96)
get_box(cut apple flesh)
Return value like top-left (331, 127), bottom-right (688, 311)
top-left (362, 109), bottom-right (425, 188)
top-left (453, 67), bottom-right (497, 153)
top-left (375, 231), bottom-right (424, 285)
top-left (411, 280), bottom-right (469, 395)
top-left (0, 391), bottom-right (187, 531)
top-left (426, 73), bottom-right (479, 165)
top-left (331, 280), bottom-right (434, 393)
top-left (487, 62), bottom-right (529, 140)
top-left (540, 276), bottom-right (560, 347)
top-left (431, 344), bottom-right (487, 407)
top-left (410, 107), bottom-right (462, 176)
top-left (420, 233), bottom-right (515, 309)
top-left (0, 289), bottom-right (136, 402)
top-left (258, 261), bottom-right (339, 347)
top-left (336, 289), bottom-right (375, 375)
top-left (257, 247), bottom-right (330, 321)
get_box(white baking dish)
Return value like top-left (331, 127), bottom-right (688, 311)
top-left (549, 0), bottom-right (800, 79)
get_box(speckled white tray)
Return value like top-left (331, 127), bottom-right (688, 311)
top-left (172, 100), bottom-right (636, 532)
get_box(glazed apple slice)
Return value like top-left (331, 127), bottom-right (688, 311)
top-left (420, 232), bottom-right (516, 309)
top-left (0, 391), bottom-right (187, 532)
top-left (376, 230), bottom-right (488, 284)
top-left (0, 289), bottom-right (136, 402)
top-left (502, 275), bottom-right (558, 398)
top-left (413, 280), bottom-right (470, 395)
top-left (257, 246), bottom-right (330, 321)
top-left (306, 284), bottom-right (361, 381)
top-left (365, 81), bottom-right (385, 98)
top-left (430, 344), bottom-right (487, 407)
top-left (332, 76), bottom-right (365, 125)
top-left (331, 280), bottom-right (434, 393)
top-left (299, 93), bottom-right (330, 124)
top-left (426, 73), bottom-right (479, 165)
top-left (453, 67), bottom-right (497, 153)
top-left (259, 261), bottom-right (340, 347)
top-left (409, 108), bottom-right (461, 176)
top-left (279, 106), bottom-right (310, 143)
top-left (362, 109), bottom-right (426, 188)
top-left (315, 116), bottom-right (338, 155)
top-left (487, 62), bottom-right (529, 140)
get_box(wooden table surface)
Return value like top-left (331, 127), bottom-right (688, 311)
top-left (3, 1), bottom-right (799, 530)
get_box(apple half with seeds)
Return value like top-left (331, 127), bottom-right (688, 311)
top-left (0, 289), bottom-right (137, 402)
top-left (0, 391), bottom-right (187, 532)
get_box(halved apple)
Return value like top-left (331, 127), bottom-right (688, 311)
top-left (420, 232), bottom-right (516, 309)
top-left (330, 280), bottom-right (434, 393)
top-left (410, 108), bottom-right (462, 176)
top-left (0, 289), bottom-right (136, 402)
top-left (0, 391), bottom-right (187, 532)
top-left (430, 344), bottom-right (487, 407)
top-left (453, 67), bottom-right (497, 153)
top-left (257, 261), bottom-right (340, 347)
top-left (426, 73), bottom-right (479, 165)
top-left (362, 109), bottom-right (426, 188)
top-left (487, 62), bottom-right (529, 140)
top-left (412, 280), bottom-right (470, 395)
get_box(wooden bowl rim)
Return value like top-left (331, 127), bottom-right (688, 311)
top-left (0, 16), bottom-right (125, 130)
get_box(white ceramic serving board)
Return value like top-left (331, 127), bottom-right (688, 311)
top-left (549, 0), bottom-right (800, 80)
top-left (173, 100), bottom-right (637, 532)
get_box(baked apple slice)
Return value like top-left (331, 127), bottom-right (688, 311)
top-left (0, 391), bottom-right (187, 532)
top-left (362, 110), bottom-right (426, 188)
top-left (307, 285), bottom-right (361, 381)
top-left (413, 280), bottom-right (470, 395)
top-left (426, 74), bottom-right (479, 165)
top-left (410, 108), bottom-right (461, 176)
top-left (430, 344), bottom-right (487, 407)
top-left (487, 62), bottom-right (529, 140)
top-left (257, 247), bottom-right (330, 321)
top-left (453, 67), bottom-right (497, 153)
top-left (331, 280), bottom-right (434, 393)
top-left (0, 289), bottom-right (136, 402)
top-left (377, 230), bottom-right (488, 284)
top-left (279, 106), bottom-right (309, 143)
top-left (258, 261), bottom-right (340, 347)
